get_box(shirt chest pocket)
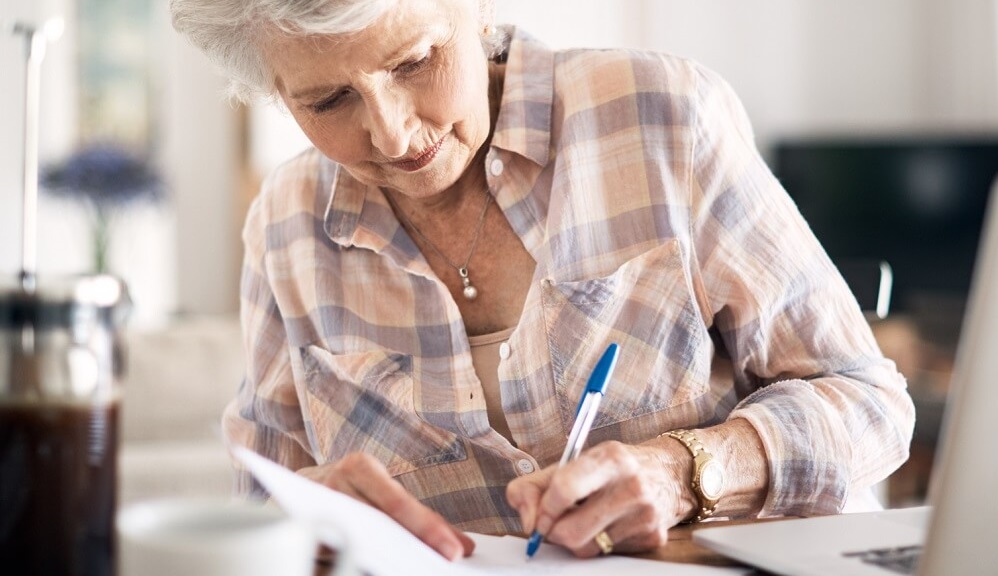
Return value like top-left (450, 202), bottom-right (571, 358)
top-left (541, 240), bottom-right (712, 430)
top-left (295, 345), bottom-right (466, 477)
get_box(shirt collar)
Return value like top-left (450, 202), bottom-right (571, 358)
top-left (321, 162), bottom-right (414, 263)
top-left (490, 26), bottom-right (554, 168)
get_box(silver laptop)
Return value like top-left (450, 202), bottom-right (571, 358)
top-left (694, 188), bottom-right (998, 576)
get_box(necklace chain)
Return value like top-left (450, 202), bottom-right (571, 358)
top-left (387, 189), bottom-right (493, 300)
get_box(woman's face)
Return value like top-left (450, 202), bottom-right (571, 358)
top-left (263, 0), bottom-right (492, 199)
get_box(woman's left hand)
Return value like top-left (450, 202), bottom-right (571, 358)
top-left (506, 440), bottom-right (697, 557)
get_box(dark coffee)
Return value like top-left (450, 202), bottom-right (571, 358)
top-left (0, 400), bottom-right (119, 576)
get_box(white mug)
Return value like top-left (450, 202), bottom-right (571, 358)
top-left (117, 498), bottom-right (316, 576)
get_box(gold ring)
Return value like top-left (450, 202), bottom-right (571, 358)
top-left (594, 530), bottom-right (614, 555)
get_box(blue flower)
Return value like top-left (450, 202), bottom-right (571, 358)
top-left (41, 143), bottom-right (164, 210)
top-left (40, 143), bottom-right (165, 273)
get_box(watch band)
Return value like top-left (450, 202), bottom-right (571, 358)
top-left (662, 429), bottom-right (723, 523)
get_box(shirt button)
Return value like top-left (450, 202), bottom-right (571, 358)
top-left (516, 459), bottom-right (535, 474)
top-left (499, 342), bottom-right (511, 360)
top-left (489, 158), bottom-right (504, 177)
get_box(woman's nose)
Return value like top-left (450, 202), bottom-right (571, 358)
top-left (363, 90), bottom-right (416, 159)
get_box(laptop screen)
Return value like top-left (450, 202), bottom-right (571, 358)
top-left (918, 179), bottom-right (998, 574)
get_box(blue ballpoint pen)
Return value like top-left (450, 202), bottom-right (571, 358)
top-left (525, 342), bottom-right (620, 558)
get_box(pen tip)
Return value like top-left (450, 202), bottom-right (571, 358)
top-left (526, 532), bottom-right (541, 558)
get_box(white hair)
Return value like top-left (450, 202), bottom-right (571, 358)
top-left (169, 0), bottom-right (503, 104)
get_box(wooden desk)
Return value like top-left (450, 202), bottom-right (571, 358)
top-left (633, 517), bottom-right (784, 567)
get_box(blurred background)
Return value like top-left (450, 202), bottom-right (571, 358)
top-left (2, 0), bottom-right (996, 505)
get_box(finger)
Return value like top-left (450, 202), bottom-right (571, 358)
top-left (346, 462), bottom-right (467, 561)
top-left (301, 455), bottom-right (468, 561)
top-left (611, 524), bottom-right (670, 555)
top-left (548, 467), bottom-right (670, 555)
top-left (506, 465), bottom-right (557, 534)
top-left (572, 519), bottom-right (668, 559)
top-left (544, 485), bottom-right (629, 556)
top-left (533, 447), bottom-right (626, 535)
top-left (568, 525), bottom-right (622, 559)
top-left (452, 526), bottom-right (477, 557)
top-left (552, 494), bottom-right (665, 556)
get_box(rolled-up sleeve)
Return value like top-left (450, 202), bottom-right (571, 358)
top-left (221, 183), bottom-right (316, 498)
top-left (687, 64), bottom-right (916, 517)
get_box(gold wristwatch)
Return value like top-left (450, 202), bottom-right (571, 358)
top-left (663, 429), bottom-right (724, 523)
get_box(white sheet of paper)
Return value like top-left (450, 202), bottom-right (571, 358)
top-left (234, 447), bottom-right (748, 576)
top-left (466, 534), bottom-right (750, 575)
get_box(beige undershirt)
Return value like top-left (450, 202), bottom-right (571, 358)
top-left (468, 326), bottom-right (516, 445)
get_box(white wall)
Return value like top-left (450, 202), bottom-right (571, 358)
top-left (155, 1), bottom-right (241, 318)
top-left (496, 0), bottom-right (644, 50)
top-left (640, 0), bottom-right (998, 150)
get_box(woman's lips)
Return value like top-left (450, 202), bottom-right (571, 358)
top-left (392, 137), bottom-right (445, 172)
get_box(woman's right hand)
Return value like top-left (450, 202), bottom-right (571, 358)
top-left (297, 453), bottom-right (475, 561)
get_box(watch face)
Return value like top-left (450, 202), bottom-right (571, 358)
top-left (700, 460), bottom-right (724, 500)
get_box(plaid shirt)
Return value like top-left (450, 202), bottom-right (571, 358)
top-left (224, 28), bottom-right (915, 535)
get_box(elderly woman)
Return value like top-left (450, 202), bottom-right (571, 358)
top-left (170, 0), bottom-right (915, 562)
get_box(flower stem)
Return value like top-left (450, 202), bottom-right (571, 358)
top-left (93, 211), bottom-right (109, 273)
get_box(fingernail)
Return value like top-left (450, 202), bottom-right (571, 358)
top-left (441, 541), bottom-right (462, 561)
top-left (520, 508), bottom-right (535, 534)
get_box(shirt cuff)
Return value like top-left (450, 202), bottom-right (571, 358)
top-left (730, 380), bottom-right (853, 518)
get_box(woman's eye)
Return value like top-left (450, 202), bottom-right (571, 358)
top-left (396, 50), bottom-right (432, 76)
top-left (311, 91), bottom-right (348, 113)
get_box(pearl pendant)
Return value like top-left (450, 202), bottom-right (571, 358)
top-left (459, 267), bottom-right (478, 300)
